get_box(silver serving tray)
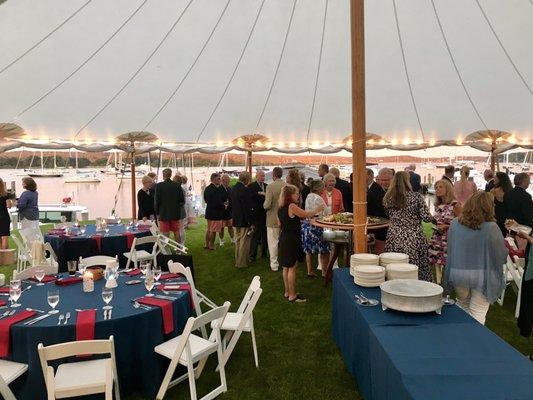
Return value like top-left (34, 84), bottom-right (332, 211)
top-left (322, 229), bottom-right (350, 243)
top-left (380, 279), bottom-right (443, 314)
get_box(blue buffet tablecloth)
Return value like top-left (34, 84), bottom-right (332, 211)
top-left (45, 225), bottom-right (152, 272)
top-left (332, 267), bottom-right (533, 400)
top-left (7, 273), bottom-right (191, 399)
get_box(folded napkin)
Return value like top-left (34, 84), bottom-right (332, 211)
top-left (0, 310), bottom-right (37, 357)
top-left (125, 269), bottom-right (141, 276)
top-left (159, 273), bottom-right (182, 280)
top-left (30, 275), bottom-right (57, 283)
top-left (137, 297), bottom-right (174, 334)
top-left (0, 300), bottom-right (6, 307)
top-left (55, 276), bottom-right (83, 286)
top-left (76, 309), bottom-right (96, 341)
top-left (124, 232), bottom-right (135, 249)
top-left (47, 229), bottom-right (66, 236)
top-left (0, 287), bottom-right (9, 294)
top-left (158, 283), bottom-right (195, 308)
top-left (92, 235), bottom-right (102, 251)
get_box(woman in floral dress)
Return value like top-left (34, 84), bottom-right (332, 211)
top-left (428, 179), bottom-right (462, 284)
top-left (384, 171), bottom-right (435, 281)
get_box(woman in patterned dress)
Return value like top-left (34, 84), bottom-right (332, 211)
top-left (301, 180), bottom-right (330, 278)
top-left (428, 179), bottom-right (462, 284)
top-left (384, 171), bottom-right (435, 281)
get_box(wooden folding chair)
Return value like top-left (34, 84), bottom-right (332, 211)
top-left (0, 359), bottom-right (28, 400)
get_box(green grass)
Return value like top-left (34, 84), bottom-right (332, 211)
top-left (3, 219), bottom-right (532, 399)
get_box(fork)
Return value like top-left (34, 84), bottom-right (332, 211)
top-left (57, 314), bottom-right (64, 325)
top-left (64, 312), bottom-right (71, 325)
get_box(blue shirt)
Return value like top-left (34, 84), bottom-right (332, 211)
top-left (18, 190), bottom-right (39, 221)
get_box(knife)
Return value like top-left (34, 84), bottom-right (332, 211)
top-left (25, 313), bottom-right (52, 325)
top-left (154, 294), bottom-right (177, 301)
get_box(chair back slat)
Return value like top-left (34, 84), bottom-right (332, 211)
top-left (192, 302), bottom-right (230, 332)
top-left (167, 262), bottom-right (202, 312)
top-left (13, 264), bottom-right (58, 280)
top-left (39, 339), bottom-right (112, 361)
top-left (236, 276), bottom-right (261, 313)
top-left (134, 235), bottom-right (158, 246)
top-left (80, 255), bottom-right (116, 268)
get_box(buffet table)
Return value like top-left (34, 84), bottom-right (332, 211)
top-left (332, 268), bottom-right (533, 400)
top-left (45, 224), bottom-right (152, 272)
top-left (9, 273), bottom-right (191, 399)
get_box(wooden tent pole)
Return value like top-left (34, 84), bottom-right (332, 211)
top-left (351, 0), bottom-right (367, 253)
top-left (490, 142), bottom-right (496, 172)
top-left (247, 150), bottom-right (252, 175)
top-left (131, 150), bottom-right (137, 221)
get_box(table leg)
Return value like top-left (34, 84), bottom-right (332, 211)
top-left (324, 243), bottom-right (340, 286)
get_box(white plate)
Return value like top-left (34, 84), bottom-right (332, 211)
top-left (353, 265), bottom-right (385, 274)
top-left (380, 279), bottom-right (443, 297)
top-left (355, 279), bottom-right (384, 288)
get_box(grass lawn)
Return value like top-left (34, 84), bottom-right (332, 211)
top-left (2, 218), bottom-right (532, 399)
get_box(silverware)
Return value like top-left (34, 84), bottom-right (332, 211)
top-left (108, 309), bottom-right (112, 319)
top-left (132, 301), bottom-right (151, 311)
top-left (26, 307), bottom-right (45, 313)
top-left (154, 294), bottom-right (176, 301)
top-left (21, 285), bottom-right (32, 293)
top-left (64, 312), bottom-right (71, 324)
top-left (57, 314), bottom-right (64, 325)
top-left (25, 313), bottom-right (52, 325)
top-left (0, 310), bottom-right (15, 320)
top-left (103, 309), bottom-right (108, 320)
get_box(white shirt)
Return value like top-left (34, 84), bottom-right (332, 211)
top-left (305, 193), bottom-right (328, 217)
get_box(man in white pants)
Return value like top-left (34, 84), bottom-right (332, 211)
top-left (263, 167), bottom-right (285, 272)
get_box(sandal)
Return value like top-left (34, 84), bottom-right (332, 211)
top-left (288, 294), bottom-right (307, 303)
top-left (307, 273), bottom-right (318, 279)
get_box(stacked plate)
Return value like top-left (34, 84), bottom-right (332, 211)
top-left (350, 253), bottom-right (380, 276)
top-left (353, 265), bottom-right (386, 287)
top-left (379, 252), bottom-right (409, 267)
top-left (386, 263), bottom-right (418, 281)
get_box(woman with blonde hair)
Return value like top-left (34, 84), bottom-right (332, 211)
top-left (277, 184), bottom-right (324, 302)
top-left (383, 171), bottom-right (434, 281)
top-left (453, 165), bottom-right (477, 205)
top-left (0, 178), bottom-right (14, 249)
top-left (444, 191), bottom-right (507, 325)
top-left (321, 173), bottom-right (344, 214)
top-left (428, 179), bottom-right (462, 283)
top-left (137, 175), bottom-right (155, 220)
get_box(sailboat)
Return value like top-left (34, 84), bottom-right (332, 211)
top-left (27, 152), bottom-right (64, 177)
top-left (64, 151), bottom-right (101, 183)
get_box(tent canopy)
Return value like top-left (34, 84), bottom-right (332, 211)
top-left (0, 0), bottom-right (532, 151)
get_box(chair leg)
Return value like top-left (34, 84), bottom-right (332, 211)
top-left (217, 343), bottom-right (228, 393)
top-left (250, 324), bottom-right (259, 368)
top-left (194, 356), bottom-right (208, 379)
top-left (187, 360), bottom-right (198, 400)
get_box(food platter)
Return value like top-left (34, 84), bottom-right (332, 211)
top-left (315, 213), bottom-right (389, 230)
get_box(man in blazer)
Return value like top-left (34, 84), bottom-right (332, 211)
top-left (406, 164), bottom-right (421, 192)
top-left (330, 167), bottom-right (353, 212)
top-left (203, 173), bottom-right (226, 250)
top-left (231, 172), bottom-right (254, 268)
top-left (218, 174), bottom-right (235, 245)
top-left (155, 168), bottom-right (185, 243)
top-left (505, 172), bottom-right (533, 227)
top-left (484, 169), bottom-right (495, 192)
top-left (263, 167), bottom-right (285, 271)
top-left (249, 170), bottom-right (268, 261)
top-left (367, 168), bottom-right (391, 254)
top-left (442, 165), bottom-right (455, 185)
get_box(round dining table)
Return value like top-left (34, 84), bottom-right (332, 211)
top-left (45, 225), bottom-right (152, 272)
top-left (8, 272), bottom-right (191, 400)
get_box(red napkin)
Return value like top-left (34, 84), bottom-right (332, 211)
top-left (137, 297), bottom-right (174, 334)
top-left (0, 310), bottom-right (37, 357)
top-left (92, 235), bottom-right (102, 251)
top-left (0, 300), bottom-right (6, 307)
top-left (125, 269), bottom-right (141, 276)
top-left (159, 273), bottom-right (181, 280)
top-left (157, 284), bottom-right (195, 308)
top-left (30, 275), bottom-right (57, 283)
top-left (0, 287), bottom-right (9, 294)
top-left (124, 232), bottom-right (135, 249)
top-left (76, 309), bottom-right (96, 341)
top-left (55, 277), bottom-right (83, 286)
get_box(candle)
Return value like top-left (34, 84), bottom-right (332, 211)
top-left (83, 271), bottom-right (94, 292)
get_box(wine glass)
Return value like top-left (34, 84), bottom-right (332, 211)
top-left (78, 262), bottom-right (86, 275)
top-left (34, 268), bottom-right (46, 286)
top-left (153, 265), bottom-right (162, 286)
top-left (47, 290), bottom-right (60, 314)
top-left (144, 270), bottom-right (155, 297)
top-left (102, 288), bottom-right (113, 310)
top-left (9, 286), bottom-right (21, 308)
top-left (10, 279), bottom-right (21, 290)
top-left (139, 260), bottom-right (151, 276)
top-left (80, 225), bottom-right (86, 236)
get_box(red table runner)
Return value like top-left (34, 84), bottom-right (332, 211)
top-left (0, 310), bottom-right (37, 357)
top-left (76, 309), bottom-right (96, 341)
top-left (137, 297), bottom-right (174, 334)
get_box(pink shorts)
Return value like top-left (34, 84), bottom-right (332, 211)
top-left (207, 220), bottom-right (224, 233)
top-left (159, 220), bottom-right (180, 232)
top-left (223, 219), bottom-right (233, 227)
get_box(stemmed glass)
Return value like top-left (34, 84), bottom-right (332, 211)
top-left (140, 260), bottom-right (151, 276)
top-left (78, 262), bottom-right (86, 275)
top-left (34, 268), bottom-right (46, 286)
top-left (102, 288), bottom-right (113, 310)
top-left (144, 270), bottom-right (155, 297)
top-left (80, 225), bottom-right (86, 236)
top-left (153, 265), bottom-right (162, 286)
top-left (47, 290), bottom-right (60, 314)
top-left (9, 285), bottom-right (21, 308)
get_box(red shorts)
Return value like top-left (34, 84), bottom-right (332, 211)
top-left (159, 220), bottom-right (180, 232)
top-left (223, 219), bottom-right (233, 227)
top-left (207, 220), bottom-right (223, 233)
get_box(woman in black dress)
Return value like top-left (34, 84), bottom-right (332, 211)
top-left (137, 176), bottom-right (155, 220)
top-left (490, 172), bottom-right (512, 234)
top-left (0, 178), bottom-right (13, 249)
top-left (278, 184), bottom-right (324, 303)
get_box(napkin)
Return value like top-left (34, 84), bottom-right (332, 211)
top-left (0, 300), bottom-right (6, 307)
top-left (0, 287), bottom-right (9, 294)
top-left (159, 273), bottom-right (181, 280)
top-left (76, 309), bottom-right (96, 341)
top-left (55, 277), bottom-right (83, 286)
top-left (157, 284), bottom-right (195, 308)
top-left (0, 310), bottom-right (37, 357)
top-left (124, 232), bottom-right (135, 249)
top-left (92, 235), bottom-right (102, 251)
top-left (29, 275), bottom-right (57, 283)
top-left (125, 269), bottom-right (141, 276)
top-left (137, 297), bottom-right (174, 334)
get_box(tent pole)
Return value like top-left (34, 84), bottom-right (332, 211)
top-left (247, 150), bottom-right (252, 175)
top-left (351, 0), bottom-right (367, 253)
top-left (490, 142), bottom-right (496, 172)
top-left (131, 150), bottom-right (136, 221)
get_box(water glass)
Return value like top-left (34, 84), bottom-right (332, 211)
top-left (78, 262), bottom-right (87, 275)
top-left (9, 279), bottom-right (21, 290)
top-left (47, 290), bottom-right (60, 314)
top-left (9, 287), bottom-right (21, 308)
top-left (104, 267), bottom-right (114, 282)
top-left (67, 261), bottom-right (77, 276)
top-left (140, 260), bottom-right (151, 276)
top-left (153, 265), bottom-right (162, 285)
top-left (35, 268), bottom-right (46, 286)
top-left (144, 271), bottom-right (155, 296)
top-left (102, 288), bottom-right (113, 310)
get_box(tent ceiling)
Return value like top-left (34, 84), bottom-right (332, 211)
top-left (0, 0), bottom-right (531, 151)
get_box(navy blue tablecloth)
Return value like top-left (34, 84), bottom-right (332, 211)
top-left (8, 273), bottom-right (191, 399)
top-left (332, 267), bottom-right (533, 400)
top-left (45, 227), bottom-right (151, 272)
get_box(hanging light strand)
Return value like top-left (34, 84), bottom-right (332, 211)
top-left (74, 0), bottom-right (196, 139)
top-left (474, 0), bottom-right (533, 96)
top-left (392, 0), bottom-right (426, 141)
top-left (142, 0), bottom-right (232, 131)
top-left (253, 0), bottom-right (298, 133)
top-left (0, 0), bottom-right (93, 76)
top-left (430, 0), bottom-right (489, 130)
top-left (305, 0), bottom-right (329, 146)
top-left (195, 0), bottom-right (267, 143)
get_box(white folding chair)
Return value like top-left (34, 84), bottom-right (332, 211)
top-left (37, 336), bottom-right (120, 400)
top-left (79, 255), bottom-right (117, 268)
top-left (151, 225), bottom-right (188, 255)
top-left (13, 264), bottom-right (58, 280)
top-left (154, 302), bottom-right (230, 400)
top-left (123, 236), bottom-right (160, 269)
top-left (12, 234), bottom-right (31, 272)
top-left (0, 359), bottom-right (28, 400)
top-left (19, 226), bottom-right (44, 245)
top-left (212, 276), bottom-right (262, 369)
